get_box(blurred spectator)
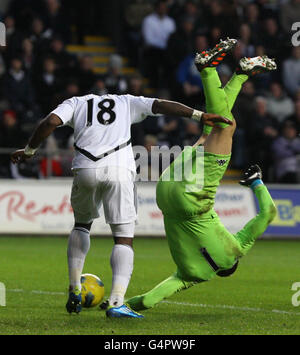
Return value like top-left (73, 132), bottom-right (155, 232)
top-left (239, 23), bottom-right (255, 58)
top-left (43, 0), bottom-right (71, 42)
top-left (260, 18), bottom-right (285, 60)
top-left (34, 57), bottom-right (61, 115)
top-left (0, 51), bottom-right (6, 76)
top-left (249, 45), bottom-right (275, 92)
top-left (91, 77), bottom-right (108, 96)
top-left (0, 109), bottom-right (27, 177)
top-left (20, 38), bottom-right (35, 73)
top-left (280, 0), bottom-right (300, 34)
top-left (3, 58), bottom-right (36, 117)
top-left (123, 0), bottom-right (153, 66)
top-left (142, 0), bottom-right (176, 88)
top-left (103, 54), bottom-right (127, 94)
top-left (245, 3), bottom-right (261, 41)
top-left (266, 82), bottom-right (294, 123)
top-left (206, 0), bottom-right (227, 34)
top-left (232, 80), bottom-right (256, 129)
top-left (3, 15), bottom-right (23, 61)
top-left (183, 120), bottom-right (201, 146)
top-left (255, 44), bottom-right (265, 57)
top-left (76, 55), bottom-right (96, 95)
top-left (52, 80), bottom-right (80, 107)
top-left (144, 134), bottom-right (157, 152)
top-left (232, 80), bottom-right (256, 168)
top-left (176, 34), bottom-right (208, 107)
top-left (283, 46), bottom-right (300, 96)
top-left (294, 88), bottom-right (300, 101)
top-left (156, 114), bottom-right (185, 147)
top-left (286, 100), bottom-right (300, 133)
top-left (0, 0), bottom-right (11, 17)
top-left (0, 109), bottom-right (27, 147)
top-left (272, 120), bottom-right (300, 183)
top-left (127, 72), bottom-right (145, 97)
top-left (178, 0), bottom-right (206, 33)
top-left (209, 26), bottom-right (222, 47)
top-left (4, 14), bottom-right (15, 42)
top-left (180, 0), bottom-right (201, 23)
top-left (45, 37), bottom-right (76, 77)
top-left (29, 17), bottom-right (52, 52)
top-left (167, 15), bottom-right (195, 74)
top-left (219, 0), bottom-right (240, 37)
top-left (247, 96), bottom-right (279, 180)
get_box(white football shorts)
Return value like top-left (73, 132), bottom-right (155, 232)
top-left (71, 166), bottom-right (137, 227)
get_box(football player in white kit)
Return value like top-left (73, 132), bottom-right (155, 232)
top-left (11, 93), bottom-right (231, 318)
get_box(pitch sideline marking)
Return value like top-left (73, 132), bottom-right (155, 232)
top-left (6, 288), bottom-right (300, 316)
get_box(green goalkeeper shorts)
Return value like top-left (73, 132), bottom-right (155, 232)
top-left (156, 147), bottom-right (242, 281)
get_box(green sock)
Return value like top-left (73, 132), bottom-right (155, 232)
top-left (234, 185), bottom-right (277, 255)
top-left (224, 73), bottom-right (248, 111)
top-left (126, 273), bottom-right (196, 311)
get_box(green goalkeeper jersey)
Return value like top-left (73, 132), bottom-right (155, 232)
top-left (156, 146), bottom-right (231, 219)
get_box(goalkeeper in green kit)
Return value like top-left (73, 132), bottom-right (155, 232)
top-left (126, 38), bottom-right (278, 313)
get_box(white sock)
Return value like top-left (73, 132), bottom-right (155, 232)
top-left (67, 227), bottom-right (90, 291)
top-left (109, 244), bottom-right (134, 307)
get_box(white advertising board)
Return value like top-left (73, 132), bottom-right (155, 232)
top-left (0, 180), bottom-right (256, 236)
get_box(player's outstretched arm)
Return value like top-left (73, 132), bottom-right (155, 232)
top-left (152, 99), bottom-right (232, 127)
top-left (10, 113), bottom-right (63, 164)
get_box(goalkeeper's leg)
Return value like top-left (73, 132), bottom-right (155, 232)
top-left (200, 67), bottom-right (234, 123)
top-left (127, 272), bottom-right (200, 311)
top-left (198, 67), bottom-right (236, 155)
top-left (195, 40), bottom-right (277, 138)
top-left (223, 54), bottom-right (277, 111)
top-left (223, 73), bottom-right (248, 111)
top-left (195, 38), bottom-right (237, 137)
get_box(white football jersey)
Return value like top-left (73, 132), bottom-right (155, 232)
top-left (51, 94), bottom-right (157, 171)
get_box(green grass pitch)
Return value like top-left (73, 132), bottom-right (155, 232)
top-left (0, 236), bottom-right (300, 335)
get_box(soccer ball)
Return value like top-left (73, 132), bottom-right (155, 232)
top-left (80, 273), bottom-right (105, 308)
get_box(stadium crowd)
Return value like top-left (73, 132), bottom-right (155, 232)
top-left (0, 0), bottom-right (300, 182)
